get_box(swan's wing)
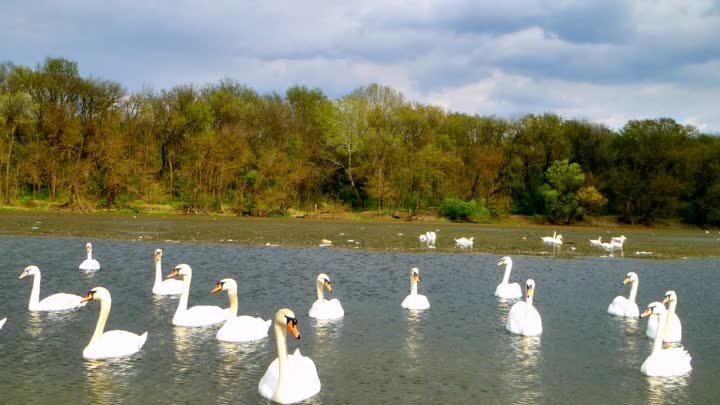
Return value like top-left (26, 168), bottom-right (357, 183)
top-left (310, 299), bottom-right (345, 319)
top-left (641, 348), bottom-right (692, 377)
top-left (496, 283), bottom-right (523, 299)
top-left (607, 296), bottom-right (627, 316)
top-left (174, 305), bottom-right (228, 327)
top-left (154, 278), bottom-right (184, 295)
top-left (258, 358), bottom-right (280, 400)
top-left (664, 313), bottom-right (683, 342)
top-left (524, 306), bottom-right (543, 336)
top-left (37, 293), bottom-right (84, 311)
top-left (0, 318), bottom-right (6, 331)
top-left (646, 314), bottom-right (659, 338)
top-left (506, 302), bottom-right (526, 334)
top-left (84, 330), bottom-right (147, 359)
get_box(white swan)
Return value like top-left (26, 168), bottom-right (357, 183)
top-left (607, 272), bottom-right (640, 317)
top-left (589, 236), bottom-right (602, 246)
top-left (495, 256), bottom-right (522, 299)
top-left (418, 233), bottom-right (428, 242)
top-left (151, 249), bottom-right (183, 295)
top-left (308, 273), bottom-right (344, 320)
top-left (79, 242), bottom-right (101, 271)
top-left (19, 265), bottom-right (84, 312)
top-left (646, 290), bottom-right (682, 343)
top-left (258, 308), bottom-right (321, 404)
top-left (0, 318), bottom-right (6, 331)
top-left (639, 302), bottom-right (691, 377)
top-left (540, 231), bottom-right (557, 243)
top-left (611, 235), bottom-right (627, 256)
top-left (454, 237), bottom-right (474, 248)
top-left (167, 264), bottom-right (228, 327)
top-left (506, 279), bottom-right (542, 336)
top-left (211, 278), bottom-right (271, 342)
top-left (401, 267), bottom-right (430, 310)
top-left (80, 287), bottom-right (148, 360)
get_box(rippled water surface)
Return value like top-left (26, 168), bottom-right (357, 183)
top-left (0, 213), bottom-right (718, 404)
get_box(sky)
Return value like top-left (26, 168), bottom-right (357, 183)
top-left (2, 0), bottom-right (719, 132)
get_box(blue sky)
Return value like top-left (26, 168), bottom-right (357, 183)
top-left (3, 0), bottom-right (719, 132)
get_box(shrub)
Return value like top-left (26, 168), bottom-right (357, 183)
top-left (438, 197), bottom-right (490, 222)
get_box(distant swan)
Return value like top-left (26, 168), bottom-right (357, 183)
top-left (646, 290), bottom-right (682, 343)
top-left (495, 256), bottom-right (522, 299)
top-left (167, 264), bottom-right (228, 327)
top-left (258, 308), bottom-right (321, 404)
top-left (401, 267), bottom-right (430, 310)
top-left (151, 249), bottom-right (183, 295)
top-left (607, 272), bottom-right (639, 317)
top-left (639, 302), bottom-right (691, 377)
top-left (506, 279), bottom-right (542, 336)
top-left (454, 237), bottom-right (474, 248)
top-left (308, 273), bottom-right (344, 320)
top-left (79, 242), bottom-right (101, 271)
top-left (80, 287), bottom-right (148, 360)
top-left (211, 278), bottom-right (271, 342)
top-left (540, 231), bottom-right (558, 243)
top-left (19, 265), bottom-right (84, 312)
top-left (0, 318), bottom-right (6, 331)
top-left (589, 236), bottom-right (602, 246)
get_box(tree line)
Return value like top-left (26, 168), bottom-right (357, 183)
top-left (1, 57), bottom-right (719, 225)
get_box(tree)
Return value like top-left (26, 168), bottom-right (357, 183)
top-left (0, 90), bottom-right (34, 202)
top-left (539, 159), bottom-right (585, 223)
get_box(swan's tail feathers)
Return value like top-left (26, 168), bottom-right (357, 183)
top-left (138, 332), bottom-right (148, 350)
top-left (265, 319), bottom-right (272, 329)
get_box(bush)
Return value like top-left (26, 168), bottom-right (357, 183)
top-left (438, 198), bottom-right (490, 222)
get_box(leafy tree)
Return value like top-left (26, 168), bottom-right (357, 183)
top-left (539, 159), bottom-right (585, 223)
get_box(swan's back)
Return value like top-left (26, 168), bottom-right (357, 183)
top-left (79, 259), bottom-right (100, 271)
top-left (173, 305), bottom-right (228, 327)
top-left (35, 293), bottom-right (84, 312)
top-left (506, 301), bottom-right (542, 336)
top-left (607, 295), bottom-right (628, 316)
top-left (309, 299), bottom-right (345, 319)
top-left (83, 330), bottom-right (148, 360)
top-left (153, 278), bottom-right (183, 295)
top-left (259, 348), bottom-right (321, 404)
top-left (495, 282), bottom-right (522, 299)
top-left (401, 294), bottom-right (430, 310)
top-left (641, 347), bottom-right (692, 377)
top-left (217, 316), bottom-right (271, 342)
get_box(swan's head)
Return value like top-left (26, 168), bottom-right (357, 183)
top-left (85, 242), bottom-right (93, 253)
top-left (275, 308), bottom-right (301, 339)
top-left (211, 278), bottom-right (237, 294)
top-left (81, 287), bottom-right (111, 303)
top-left (640, 301), bottom-right (666, 318)
top-left (557, 235), bottom-right (563, 240)
top-left (525, 279), bottom-right (536, 299)
top-left (662, 290), bottom-right (677, 304)
top-left (168, 263), bottom-right (192, 278)
top-left (317, 273), bottom-right (332, 292)
top-left (19, 265), bottom-right (40, 279)
top-left (622, 272), bottom-right (638, 285)
top-left (497, 256), bottom-right (512, 267)
top-left (410, 267), bottom-right (421, 282)
top-left (154, 248), bottom-right (163, 262)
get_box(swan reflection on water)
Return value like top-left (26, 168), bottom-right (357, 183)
top-left (404, 310), bottom-right (426, 365)
top-left (312, 318), bottom-right (343, 359)
top-left (504, 336), bottom-right (543, 405)
top-left (646, 374), bottom-right (690, 405)
top-left (84, 357), bottom-right (139, 404)
top-left (214, 340), bottom-right (267, 403)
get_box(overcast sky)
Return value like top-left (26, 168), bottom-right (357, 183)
top-left (3, 0), bottom-right (719, 132)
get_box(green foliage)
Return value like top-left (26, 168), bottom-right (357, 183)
top-left (438, 197), bottom-right (490, 222)
top-left (540, 159), bottom-right (589, 223)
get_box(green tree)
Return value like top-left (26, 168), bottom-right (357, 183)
top-left (539, 159), bottom-right (585, 223)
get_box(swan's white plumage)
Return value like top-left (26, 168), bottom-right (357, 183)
top-left (168, 264), bottom-right (228, 327)
top-left (454, 237), bottom-right (474, 248)
top-left (79, 242), bottom-right (101, 271)
top-left (495, 256), bottom-right (522, 299)
top-left (308, 273), bottom-right (344, 320)
top-left (607, 272), bottom-right (640, 317)
top-left (646, 290), bottom-right (682, 343)
top-left (19, 265), bottom-right (84, 312)
top-left (401, 267), bottom-right (430, 310)
top-left (506, 279), bottom-right (542, 336)
top-left (640, 302), bottom-right (691, 377)
top-left (212, 278), bottom-right (270, 342)
top-left (151, 249), bottom-right (183, 295)
top-left (259, 309), bottom-right (320, 404)
top-left (81, 287), bottom-right (147, 360)
top-left (0, 318), bottom-right (6, 331)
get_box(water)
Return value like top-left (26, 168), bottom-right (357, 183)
top-left (0, 216), bottom-right (718, 404)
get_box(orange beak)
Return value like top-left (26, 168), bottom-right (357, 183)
top-left (211, 282), bottom-right (224, 294)
top-left (662, 295), bottom-right (670, 305)
top-left (167, 268), bottom-right (180, 279)
top-left (80, 291), bottom-right (94, 303)
top-left (640, 307), bottom-right (653, 318)
top-left (412, 274), bottom-right (420, 283)
top-left (324, 280), bottom-right (333, 292)
top-left (622, 276), bottom-right (631, 285)
top-left (287, 319), bottom-right (301, 339)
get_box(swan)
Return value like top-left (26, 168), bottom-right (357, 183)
top-left (167, 264), bottom-right (228, 327)
top-left (401, 267), bottom-right (430, 310)
top-left (607, 272), bottom-right (640, 317)
top-left (0, 318), bottom-right (6, 331)
top-left (611, 235), bottom-right (627, 256)
top-left (308, 273), bottom-right (344, 320)
top-left (506, 279), bottom-right (542, 336)
top-left (589, 236), bottom-right (602, 246)
top-left (639, 302), bottom-right (692, 377)
top-left (454, 237), bottom-right (474, 248)
top-left (646, 290), bottom-right (682, 343)
top-left (151, 249), bottom-right (183, 295)
top-left (418, 234), bottom-right (428, 242)
top-left (258, 308), bottom-right (321, 404)
top-left (80, 287), bottom-right (148, 360)
top-left (426, 231), bottom-right (437, 243)
top-left (540, 231), bottom-right (557, 243)
top-left (495, 256), bottom-right (522, 299)
top-left (19, 265), bottom-right (84, 312)
top-left (79, 242), bottom-right (101, 271)
top-left (211, 278), bottom-right (271, 342)
top-left (600, 241), bottom-right (616, 254)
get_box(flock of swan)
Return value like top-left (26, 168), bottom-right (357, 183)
top-left (1, 236), bottom-right (695, 403)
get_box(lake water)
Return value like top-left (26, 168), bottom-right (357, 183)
top-left (0, 213), bottom-right (718, 404)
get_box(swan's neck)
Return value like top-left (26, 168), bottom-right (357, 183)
top-left (664, 300), bottom-right (677, 338)
top-left (316, 282), bottom-right (325, 302)
top-left (91, 297), bottom-right (111, 344)
top-left (28, 272), bottom-right (41, 309)
top-left (501, 263), bottom-right (512, 284)
top-left (525, 294), bottom-right (534, 313)
top-left (176, 273), bottom-right (192, 314)
top-left (627, 280), bottom-right (638, 305)
top-left (87, 251), bottom-right (93, 261)
top-left (652, 312), bottom-right (667, 354)
top-left (410, 278), bottom-right (418, 296)
top-left (153, 259), bottom-right (163, 288)
top-left (273, 322), bottom-right (290, 401)
top-left (227, 289), bottom-right (238, 318)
